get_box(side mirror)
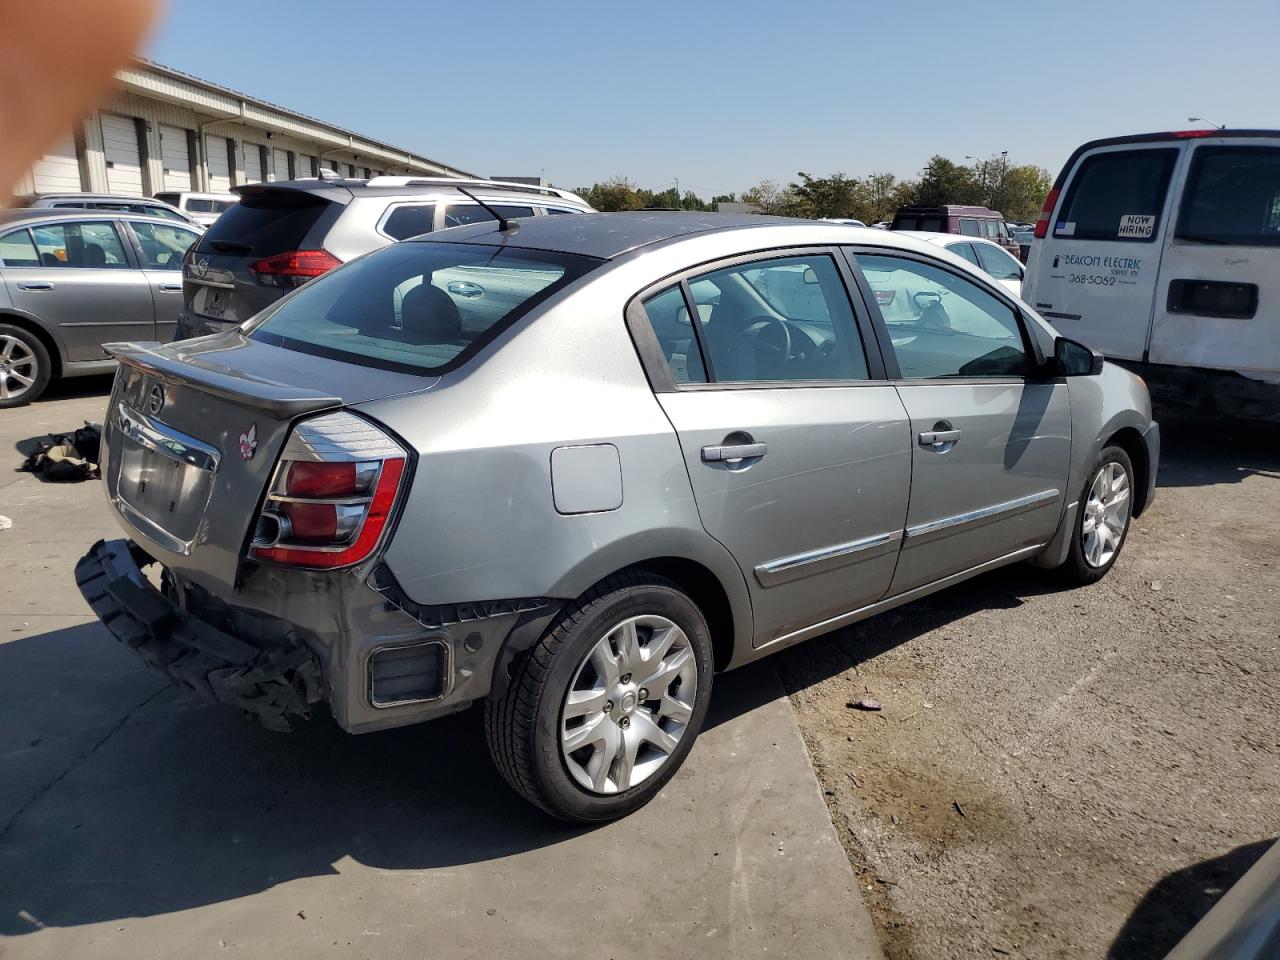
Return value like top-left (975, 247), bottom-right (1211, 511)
top-left (1053, 336), bottom-right (1104, 376)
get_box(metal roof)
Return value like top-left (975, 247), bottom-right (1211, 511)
top-left (122, 58), bottom-right (477, 179)
top-left (412, 211), bottom-right (805, 259)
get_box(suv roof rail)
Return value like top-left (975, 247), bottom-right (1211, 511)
top-left (364, 175), bottom-right (587, 204)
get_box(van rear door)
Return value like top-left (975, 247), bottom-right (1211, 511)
top-left (1148, 139), bottom-right (1280, 376)
top-left (1023, 144), bottom-right (1182, 360)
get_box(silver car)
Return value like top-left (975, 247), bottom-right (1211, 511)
top-left (0, 208), bottom-right (202, 405)
top-left (76, 213), bottom-right (1158, 822)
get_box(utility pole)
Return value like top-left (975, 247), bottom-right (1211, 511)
top-left (675, 176), bottom-right (680, 208)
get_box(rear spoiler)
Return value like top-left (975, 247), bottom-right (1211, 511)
top-left (105, 340), bottom-right (342, 418)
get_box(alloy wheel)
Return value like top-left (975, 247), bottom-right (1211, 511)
top-left (1081, 461), bottom-right (1131, 568)
top-left (560, 614), bottom-right (698, 794)
top-left (0, 335), bottom-right (39, 402)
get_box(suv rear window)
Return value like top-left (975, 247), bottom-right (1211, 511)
top-left (892, 215), bottom-right (944, 231)
top-left (1176, 145), bottom-right (1280, 247)
top-left (200, 192), bottom-right (330, 257)
top-left (1054, 148), bottom-right (1177, 241)
top-left (247, 241), bottom-right (600, 374)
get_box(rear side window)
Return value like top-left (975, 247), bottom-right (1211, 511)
top-left (382, 204), bottom-right (436, 240)
top-left (1054, 148), bottom-right (1177, 241)
top-left (201, 192), bottom-right (330, 257)
top-left (975, 242), bottom-right (1022, 281)
top-left (947, 242), bottom-right (980, 265)
top-left (442, 204), bottom-right (536, 228)
top-left (640, 286), bottom-right (707, 384)
top-left (959, 219), bottom-right (980, 236)
top-left (1176, 145), bottom-right (1280, 247)
top-left (247, 241), bottom-right (600, 374)
top-left (0, 229), bottom-right (40, 267)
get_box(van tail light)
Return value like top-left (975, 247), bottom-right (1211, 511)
top-left (250, 412), bottom-right (408, 570)
top-left (1033, 187), bottom-right (1061, 239)
top-left (250, 249), bottom-right (341, 288)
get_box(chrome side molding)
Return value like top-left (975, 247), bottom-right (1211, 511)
top-left (905, 488), bottom-right (1060, 546)
top-left (755, 530), bottom-right (903, 588)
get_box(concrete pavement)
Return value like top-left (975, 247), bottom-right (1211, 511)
top-left (0, 379), bottom-right (883, 960)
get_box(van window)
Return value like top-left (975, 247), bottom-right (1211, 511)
top-left (892, 215), bottom-right (943, 231)
top-left (959, 219), bottom-right (980, 236)
top-left (382, 204), bottom-right (436, 240)
top-left (1176, 146), bottom-right (1280, 247)
top-left (1054, 148), bottom-right (1177, 241)
top-left (200, 191), bottom-right (329, 257)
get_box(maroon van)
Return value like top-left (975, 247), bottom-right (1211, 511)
top-left (890, 204), bottom-right (1019, 257)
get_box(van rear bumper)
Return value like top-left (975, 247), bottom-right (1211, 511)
top-left (75, 538), bottom-right (323, 731)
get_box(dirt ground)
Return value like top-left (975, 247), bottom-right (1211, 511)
top-left (777, 408), bottom-right (1280, 960)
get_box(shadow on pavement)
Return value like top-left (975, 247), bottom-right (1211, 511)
top-left (1108, 839), bottom-right (1275, 959)
top-left (33, 373), bottom-right (115, 404)
top-left (1154, 404), bottom-right (1280, 488)
top-left (0, 621), bottom-right (777, 936)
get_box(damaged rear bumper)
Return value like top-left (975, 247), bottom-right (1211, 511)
top-left (75, 538), bottom-right (322, 731)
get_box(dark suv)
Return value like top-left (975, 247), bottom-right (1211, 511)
top-left (176, 176), bottom-right (593, 339)
top-left (890, 204), bottom-right (1019, 257)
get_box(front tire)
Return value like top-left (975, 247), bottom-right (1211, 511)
top-left (484, 571), bottom-right (714, 823)
top-left (1058, 444), bottom-right (1135, 585)
top-left (0, 324), bottom-right (51, 407)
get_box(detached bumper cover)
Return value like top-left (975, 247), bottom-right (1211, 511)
top-left (75, 539), bottom-right (322, 731)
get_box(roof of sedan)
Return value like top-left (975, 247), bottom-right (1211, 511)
top-left (415, 211), bottom-right (812, 259)
top-left (0, 207), bottom-right (193, 227)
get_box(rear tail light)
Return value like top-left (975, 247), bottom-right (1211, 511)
top-left (874, 290), bottom-right (896, 307)
top-left (250, 412), bottom-right (408, 570)
top-left (1033, 187), bottom-right (1061, 239)
top-left (1171, 129), bottom-right (1215, 138)
top-left (250, 249), bottom-right (341, 288)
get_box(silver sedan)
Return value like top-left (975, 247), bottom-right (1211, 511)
top-left (77, 213), bottom-right (1158, 822)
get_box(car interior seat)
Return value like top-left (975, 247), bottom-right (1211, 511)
top-left (398, 282), bottom-right (464, 344)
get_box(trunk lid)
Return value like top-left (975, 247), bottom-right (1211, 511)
top-left (101, 332), bottom-right (435, 593)
top-left (182, 183), bottom-right (349, 331)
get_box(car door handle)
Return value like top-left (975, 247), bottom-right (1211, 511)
top-left (158, 282), bottom-right (182, 292)
top-left (17, 281), bottom-right (54, 291)
top-left (919, 429), bottom-right (961, 448)
top-left (701, 442), bottom-right (767, 462)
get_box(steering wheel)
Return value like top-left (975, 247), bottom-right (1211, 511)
top-left (744, 316), bottom-right (793, 376)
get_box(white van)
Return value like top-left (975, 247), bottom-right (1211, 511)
top-left (1023, 129), bottom-right (1280, 419)
top-left (153, 191), bottom-right (238, 227)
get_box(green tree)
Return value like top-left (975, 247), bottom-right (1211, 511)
top-left (992, 164), bottom-right (1053, 221)
top-left (742, 179), bottom-right (812, 218)
top-left (577, 177), bottom-right (645, 211)
top-left (790, 171), bottom-right (868, 220)
top-left (914, 156), bottom-right (980, 207)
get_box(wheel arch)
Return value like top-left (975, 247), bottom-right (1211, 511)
top-left (0, 309), bottom-right (63, 378)
top-left (1104, 426), bottom-right (1151, 517)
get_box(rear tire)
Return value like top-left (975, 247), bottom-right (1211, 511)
top-left (0, 323), bottom-right (51, 407)
top-left (484, 571), bottom-right (714, 823)
top-left (1057, 444), bottom-right (1135, 586)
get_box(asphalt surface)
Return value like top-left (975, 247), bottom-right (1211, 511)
top-left (779, 408), bottom-right (1280, 959)
top-left (0, 377), bottom-right (882, 960)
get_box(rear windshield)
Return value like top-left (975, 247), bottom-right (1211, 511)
top-left (200, 192), bottom-right (329, 257)
top-left (247, 241), bottom-right (601, 375)
top-left (1054, 148), bottom-right (1177, 242)
top-left (1176, 145), bottom-right (1280, 247)
top-left (892, 215), bottom-right (944, 231)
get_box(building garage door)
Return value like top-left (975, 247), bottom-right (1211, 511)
top-left (101, 114), bottom-right (144, 195)
top-left (271, 148), bottom-right (290, 182)
top-left (243, 142), bottom-right (264, 184)
top-left (297, 154), bottom-right (315, 179)
top-left (207, 136), bottom-right (232, 192)
top-left (159, 124), bottom-right (192, 192)
top-left (31, 129), bottom-right (83, 193)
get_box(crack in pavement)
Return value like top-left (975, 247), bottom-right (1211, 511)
top-left (0, 685), bottom-right (169, 841)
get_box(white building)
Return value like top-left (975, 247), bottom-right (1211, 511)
top-left (15, 58), bottom-right (474, 198)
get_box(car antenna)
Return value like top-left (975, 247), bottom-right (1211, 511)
top-left (456, 186), bottom-right (518, 232)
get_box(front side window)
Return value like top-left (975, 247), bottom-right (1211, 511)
top-left (1054, 148), bottom-right (1177, 241)
top-left (857, 253), bottom-right (1027, 378)
top-left (30, 221), bottom-right (130, 268)
top-left (974, 242), bottom-right (1023, 281)
top-left (958, 218), bottom-right (980, 236)
top-left (382, 204), bottom-right (437, 240)
top-left (442, 204), bottom-right (536, 228)
top-left (132, 221), bottom-right (199, 269)
top-left (664, 254), bottom-right (869, 384)
top-left (248, 241), bottom-right (599, 374)
top-left (1176, 145), bottom-right (1280, 247)
top-left (0, 228), bottom-right (40, 267)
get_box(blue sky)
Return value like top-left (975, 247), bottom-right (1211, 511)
top-left (147, 0), bottom-right (1280, 196)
